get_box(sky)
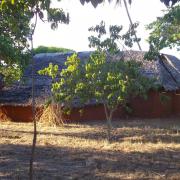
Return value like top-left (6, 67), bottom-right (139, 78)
top-left (33, 0), bottom-right (180, 58)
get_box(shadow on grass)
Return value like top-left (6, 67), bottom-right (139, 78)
top-left (1, 119), bottom-right (180, 144)
top-left (0, 143), bottom-right (180, 179)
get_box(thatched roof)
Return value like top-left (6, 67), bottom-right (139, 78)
top-left (0, 50), bottom-right (179, 106)
top-left (0, 73), bottom-right (4, 90)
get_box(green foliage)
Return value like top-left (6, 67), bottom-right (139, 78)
top-left (85, 51), bottom-right (127, 110)
top-left (0, 0), bottom-right (69, 84)
top-left (146, 4), bottom-right (180, 59)
top-left (33, 46), bottom-right (74, 54)
top-left (39, 53), bottom-right (88, 108)
top-left (0, 0), bottom-right (31, 68)
top-left (39, 62), bottom-right (59, 80)
top-left (39, 22), bottom-right (157, 141)
top-left (39, 50), bottom-right (156, 141)
top-left (85, 51), bottom-right (158, 110)
top-left (0, 34), bottom-right (30, 85)
top-left (0, 64), bottom-right (22, 85)
top-left (88, 21), bottom-right (141, 53)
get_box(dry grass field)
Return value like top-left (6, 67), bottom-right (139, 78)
top-left (0, 118), bottom-right (180, 179)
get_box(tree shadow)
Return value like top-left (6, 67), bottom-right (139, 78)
top-left (1, 119), bottom-right (180, 144)
top-left (0, 143), bottom-right (179, 179)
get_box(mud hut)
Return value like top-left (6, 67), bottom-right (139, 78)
top-left (0, 51), bottom-right (180, 122)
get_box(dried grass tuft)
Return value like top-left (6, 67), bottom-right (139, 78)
top-left (39, 104), bottom-right (64, 126)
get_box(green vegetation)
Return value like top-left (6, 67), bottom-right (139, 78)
top-left (88, 21), bottom-right (140, 52)
top-left (146, 4), bottom-right (180, 59)
top-left (0, 0), bottom-right (69, 85)
top-left (39, 52), bottom-right (156, 142)
top-left (0, 64), bottom-right (22, 85)
top-left (34, 46), bottom-right (74, 54)
top-left (0, 0), bottom-right (30, 85)
top-left (39, 22), bottom-right (157, 142)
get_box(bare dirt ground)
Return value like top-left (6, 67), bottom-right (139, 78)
top-left (0, 118), bottom-right (180, 180)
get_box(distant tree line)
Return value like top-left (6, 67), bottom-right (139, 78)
top-left (33, 46), bottom-right (74, 54)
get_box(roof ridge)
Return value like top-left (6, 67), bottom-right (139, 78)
top-left (160, 54), bottom-right (180, 89)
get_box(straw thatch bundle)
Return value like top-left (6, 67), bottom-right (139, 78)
top-left (39, 104), bottom-right (64, 126)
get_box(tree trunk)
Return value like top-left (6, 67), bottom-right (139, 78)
top-left (29, 65), bottom-right (36, 180)
top-left (123, 0), bottom-right (142, 51)
top-left (107, 117), bottom-right (112, 142)
top-left (103, 104), bottom-right (113, 143)
top-left (29, 46), bottom-right (36, 180)
top-left (29, 11), bottom-right (38, 180)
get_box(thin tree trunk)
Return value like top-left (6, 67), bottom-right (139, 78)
top-left (108, 110), bottom-right (114, 142)
top-left (29, 11), bottom-right (38, 180)
top-left (51, 78), bottom-right (64, 125)
top-left (103, 104), bottom-right (113, 143)
top-left (29, 51), bottom-right (36, 180)
top-left (123, 0), bottom-right (142, 51)
top-left (107, 117), bottom-right (112, 142)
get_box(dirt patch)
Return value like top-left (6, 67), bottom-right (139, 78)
top-left (0, 118), bottom-right (180, 179)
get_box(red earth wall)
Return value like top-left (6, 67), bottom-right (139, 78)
top-left (0, 106), bottom-right (42, 122)
top-left (62, 104), bottom-right (125, 122)
top-left (128, 91), bottom-right (173, 118)
top-left (0, 91), bottom-right (179, 122)
top-left (172, 90), bottom-right (180, 116)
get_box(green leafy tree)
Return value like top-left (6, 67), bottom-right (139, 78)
top-left (0, 1), bottom-right (30, 83)
top-left (146, 4), bottom-right (180, 59)
top-left (0, 0), bottom-right (69, 84)
top-left (84, 51), bottom-right (132, 141)
top-left (39, 52), bottom-right (156, 142)
top-left (39, 22), bottom-right (157, 142)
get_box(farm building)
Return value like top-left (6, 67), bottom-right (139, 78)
top-left (0, 51), bottom-right (180, 122)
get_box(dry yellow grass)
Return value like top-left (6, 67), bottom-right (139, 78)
top-left (39, 105), bottom-right (64, 126)
top-left (0, 118), bottom-right (180, 179)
